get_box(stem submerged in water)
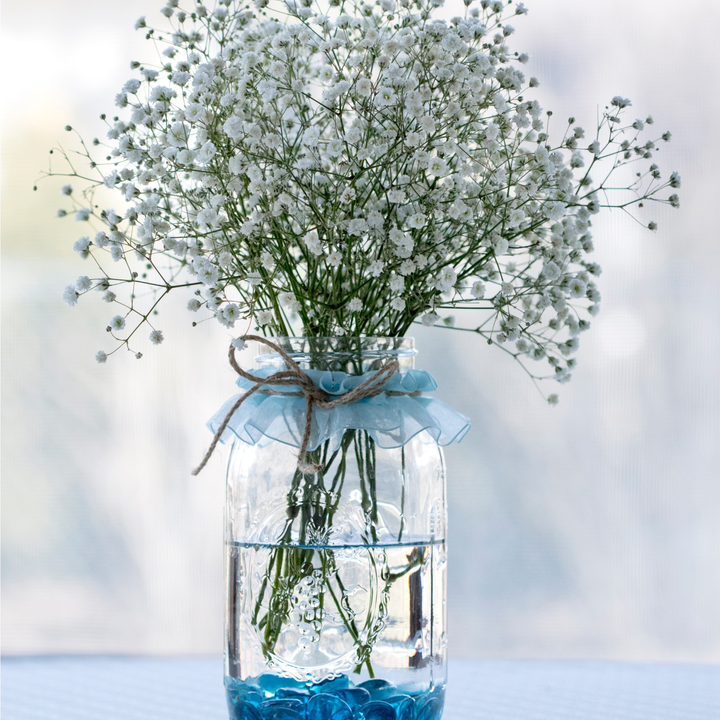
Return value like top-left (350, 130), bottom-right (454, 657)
top-left (252, 429), bottom-right (400, 673)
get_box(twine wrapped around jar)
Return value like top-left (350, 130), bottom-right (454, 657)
top-left (193, 335), bottom-right (420, 476)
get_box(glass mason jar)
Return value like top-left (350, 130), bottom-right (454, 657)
top-left (224, 338), bottom-right (447, 720)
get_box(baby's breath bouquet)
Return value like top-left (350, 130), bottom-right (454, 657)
top-left (47, 0), bottom-right (679, 715)
top-left (51, 0), bottom-right (678, 394)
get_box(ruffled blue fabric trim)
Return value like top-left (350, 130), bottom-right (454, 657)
top-left (207, 368), bottom-right (470, 452)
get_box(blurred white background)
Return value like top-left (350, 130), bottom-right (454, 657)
top-left (2, 0), bottom-right (719, 661)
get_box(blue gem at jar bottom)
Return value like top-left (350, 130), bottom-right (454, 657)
top-left (225, 676), bottom-right (446, 720)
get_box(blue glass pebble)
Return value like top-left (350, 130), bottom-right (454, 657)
top-left (226, 680), bottom-right (260, 698)
top-left (415, 697), bottom-right (442, 720)
top-left (231, 701), bottom-right (262, 720)
top-left (358, 679), bottom-right (397, 701)
top-left (384, 695), bottom-right (414, 720)
top-left (331, 688), bottom-right (371, 708)
top-left (259, 709), bottom-right (304, 720)
top-left (359, 701), bottom-right (397, 720)
top-left (310, 676), bottom-right (351, 694)
top-left (258, 674), bottom-right (305, 694)
top-left (306, 692), bottom-right (353, 720)
top-left (276, 688), bottom-right (311, 700)
top-left (258, 699), bottom-right (306, 713)
top-left (242, 692), bottom-right (264, 706)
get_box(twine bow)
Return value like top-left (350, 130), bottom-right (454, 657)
top-left (192, 335), bottom-right (407, 476)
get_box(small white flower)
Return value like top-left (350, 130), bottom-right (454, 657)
top-left (195, 140), bottom-right (217, 165)
top-left (407, 212), bottom-right (426, 229)
top-left (389, 275), bottom-right (405, 292)
top-left (302, 126), bottom-right (321, 147)
top-left (279, 292), bottom-right (296, 307)
top-left (544, 202), bottom-right (567, 221)
top-left (375, 87), bottom-right (396, 107)
top-left (74, 236), bottom-right (91, 257)
top-left (110, 315), bottom-right (126, 331)
top-left (218, 304), bottom-right (241, 327)
top-left (177, 149), bottom-right (195, 165)
top-left (149, 329), bottom-right (164, 345)
top-left (441, 33), bottom-right (466, 54)
top-left (187, 299), bottom-right (202, 312)
top-left (256, 309), bottom-right (273, 326)
top-left (399, 259), bottom-right (416, 276)
top-left (542, 261), bottom-right (561, 280)
top-left (339, 187), bottom-right (356, 204)
top-left (347, 298), bottom-right (363, 313)
top-left (356, 77), bottom-right (372, 97)
top-left (247, 271), bottom-right (263, 287)
top-left (470, 281), bottom-right (486, 299)
top-left (348, 218), bottom-right (368, 236)
top-left (344, 127), bottom-right (362, 145)
top-left (218, 251), bottom-right (235, 270)
top-left (493, 237), bottom-right (509, 256)
top-left (435, 267), bottom-right (458, 293)
top-left (368, 260), bottom-right (385, 277)
top-left (185, 103), bottom-right (206, 123)
top-left (260, 252), bottom-right (275, 271)
top-left (196, 261), bottom-right (219, 286)
top-left (231, 338), bottom-right (247, 351)
top-left (367, 210), bottom-right (384, 229)
top-left (547, 394), bottom-right (559, 406)
top-left (428, 157), bottom-right (447, 177)
top-left (110, 244), bottom-right (123, 262)
top-left (406, 132), bottom-right (422, 148)
top-left (61, 184), bottom-right (73, 196)
top-left (390, 297), bottom-right (406, 311)
top-left (508, 209), bottom-right (525, 227)
top-left (419, 116), bottom-right (436, 134)
top-left (95, 351), bottom-right (108, 364)
top-left (197, 207), bottom-right (218, 229)
top-left (567, 278), bottom-right (587, 298)
top-left (421, 312), bottom-right (440, 326)
top-left (223, 116), bottom-right (245, 141)
top-left (76, 275), bottom-right (92, 291)
top-left (171, 71), bottom-right (191, 86)
top-left (389, 227), bottom-right (407, 245)
top-left (611, 96), bottom-right (632, 109)
top-left (263, 133), bottom-right (281, 149)
top-left (228, 153), bottom-right (244, 176)
top-left (414, 150), bottom-right (430, 168)
top-left (326, 251), bottom-right (343, 267)
top-left (501, 282), bottom-right (515, 296)
top-left (75, 208), bottom-right (91, 222)
top-left (269, 60), bottom-right (285, 76)
top-left (303, 229), bottom-right (323, 255)
top-left (63, 286), bottom-right (79, 306)
top-left (103, 290), bottom-right (116, 303)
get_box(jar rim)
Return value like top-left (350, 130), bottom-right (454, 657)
top-left (254, 337), bottom-right (417, 366)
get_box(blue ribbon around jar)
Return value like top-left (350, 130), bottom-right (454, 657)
top-left (207, 367), bottom-right (470, 453)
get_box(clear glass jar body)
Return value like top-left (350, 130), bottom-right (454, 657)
top-left (224, 338), bottom-right (447, 720)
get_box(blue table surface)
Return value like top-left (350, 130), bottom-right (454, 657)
top-left (2, 657), bottom-right (719, 720)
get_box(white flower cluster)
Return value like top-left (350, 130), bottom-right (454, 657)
top-left (51, 0), bottom-right (678, 387)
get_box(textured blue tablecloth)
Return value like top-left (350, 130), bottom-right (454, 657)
top-left (2, 657), bottom-right (720, 720)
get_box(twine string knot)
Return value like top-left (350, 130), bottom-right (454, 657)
top-left (192, 335), bottom-right (411, 476)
